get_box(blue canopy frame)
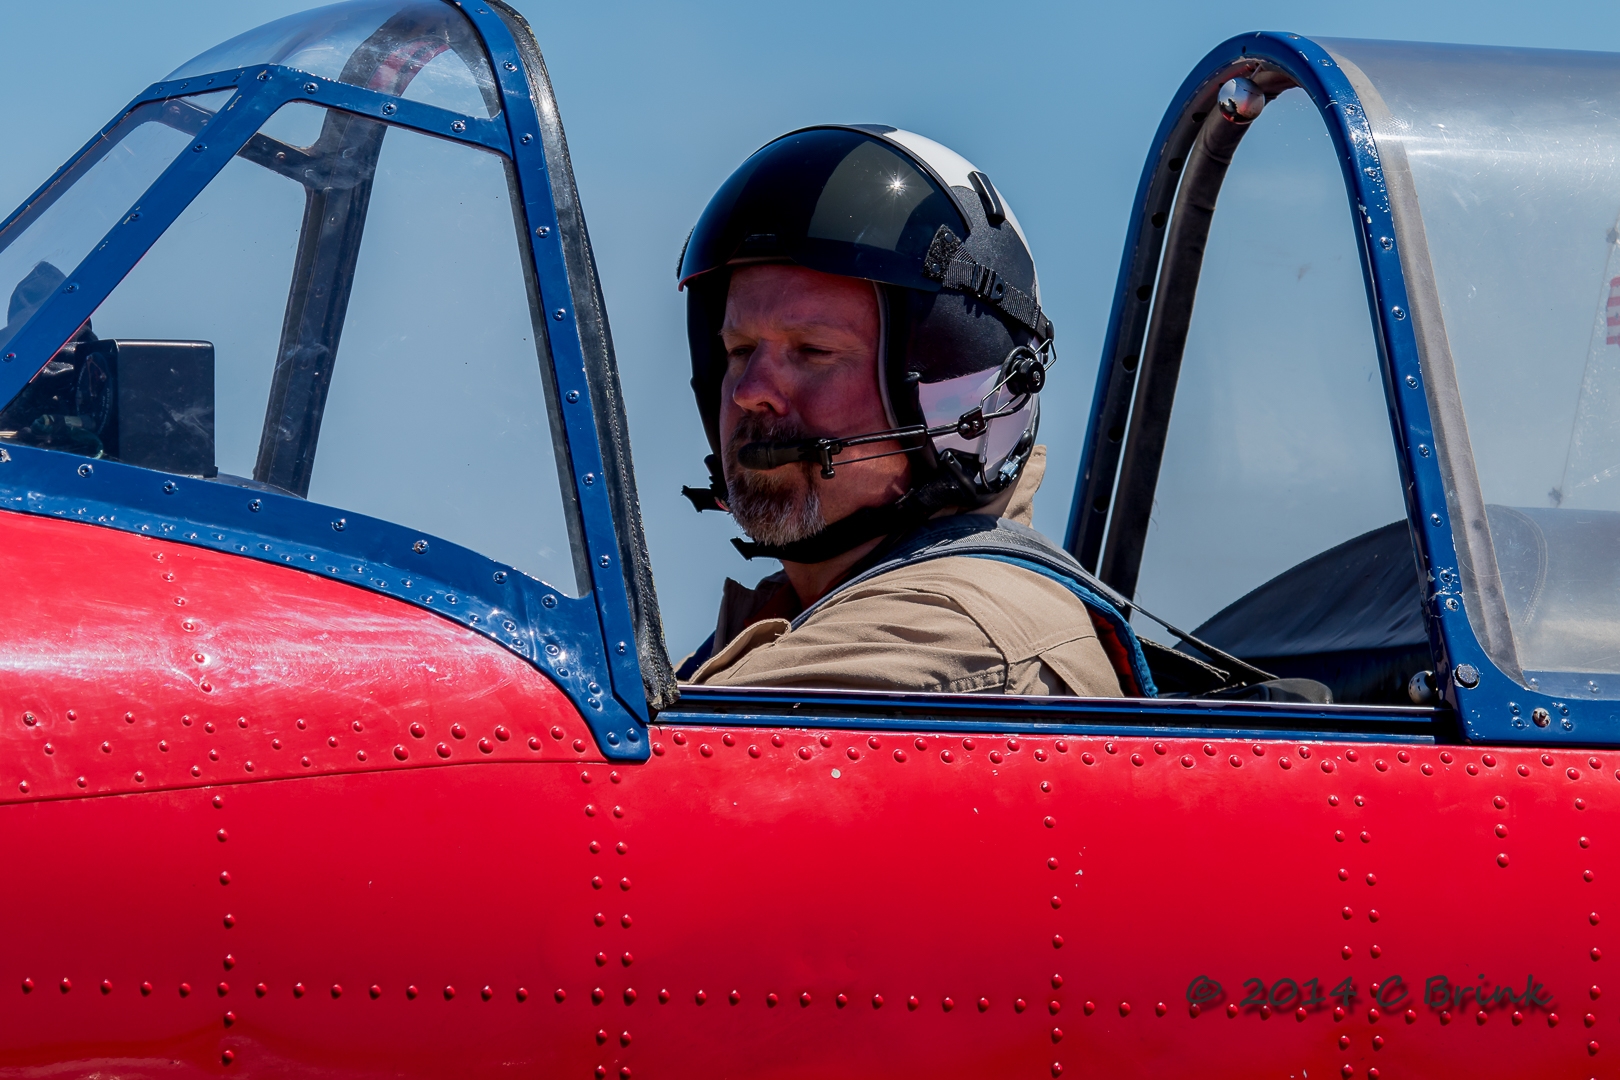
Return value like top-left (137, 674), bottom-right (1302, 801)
top-left (1065, 31), bottom-right (1591, 746)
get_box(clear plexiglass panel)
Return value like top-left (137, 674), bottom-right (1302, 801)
top-left (0, 100), bottom-right (580, 595)
top-left (1131, 89), bottom-right (1420, 704)
top-left (0, 91), bottom-right (234, 354)
top-left (169, 0), bottom-right (498, 119)
top-left (1330, 39), bottom-right (1620, 690)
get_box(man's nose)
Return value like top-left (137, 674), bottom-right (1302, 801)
top-left (730, 345), bottom-right (793, 417)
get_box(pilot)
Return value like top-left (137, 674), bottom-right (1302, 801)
top-left (674, 126), bottom-right (1154, 698)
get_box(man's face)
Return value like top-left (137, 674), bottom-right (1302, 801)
top-left (719, 264), bottom-right (911, 548)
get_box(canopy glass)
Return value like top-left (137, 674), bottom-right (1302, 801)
top-left (1330, 38), bottom-right (1620, 695)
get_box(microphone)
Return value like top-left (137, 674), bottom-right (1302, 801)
top-left (737, 441), bottom-right (821, 471)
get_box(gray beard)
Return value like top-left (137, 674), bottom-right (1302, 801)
top-left (723, 417), bottom-right (827, 547)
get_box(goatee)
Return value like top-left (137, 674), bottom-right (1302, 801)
top-left (723, 414), bottom-right (826, 546)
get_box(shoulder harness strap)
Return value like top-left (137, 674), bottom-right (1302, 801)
top-left (791, 515), bottom-right (1158, 696)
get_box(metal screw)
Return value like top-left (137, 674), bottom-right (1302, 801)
top-left (521, 133), bottom-right (533, 144)
top-left (249, 499), bottom-right (261, 512)
top-left (304, 82), bottom-right (318, 93)
top-left (451, 120), bottom-right (466, 133)
top-left (1392, 306), bottom-right (1406, 320)
top-left (536, 225), bottom-right (549, 236)
top-left (1455, 663), bottom-right (1480, 689)
top-left (77, 463), bottom-right (93, 477)
top-left (163, 481), bottom-right (177, 494)
top-left (598, 555), bottom-right (610, 567)
top-left (542, 594), bottom-right (558, 608)
top-left (1380, 236), bottom-right (1394, 250)
top-left (566, 390), bottom-right (579, 403)
top-left (1430, 513), bottom-right (1442, 526)
top-left (554, 308), bottom-right (566, 320)
top-left (412, 540), bottom-right (428, 554)
top-left (1405, 375), bottom-right (1418, 388)
top-left (1445, 597), bottom-right (1460, 611)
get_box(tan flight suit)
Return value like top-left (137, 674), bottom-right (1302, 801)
top-left (685, 447), bottom-right (1126, 697)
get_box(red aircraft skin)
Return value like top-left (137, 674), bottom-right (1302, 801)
top-left (0, 508), bottom-right (1611, 1077)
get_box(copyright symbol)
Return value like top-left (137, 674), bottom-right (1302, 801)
top-left (1186, 975), bottom-right (1223, 1006)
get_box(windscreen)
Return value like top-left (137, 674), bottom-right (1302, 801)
top-left (168, 0), bottom-right (499, 119)
top-left (1329, 38), bottom-right (1620, 694)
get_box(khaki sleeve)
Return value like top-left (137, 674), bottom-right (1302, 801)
top-left (693, 586), bottom-right (1012, 694)
top-left (692, 557), bottom-right (1127, 698)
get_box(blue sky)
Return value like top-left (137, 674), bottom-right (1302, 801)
top-left (2, 0), bottom-right (1619, 653)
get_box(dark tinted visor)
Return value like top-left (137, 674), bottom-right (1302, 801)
top-left (679, 128), bottom-right (968, 292)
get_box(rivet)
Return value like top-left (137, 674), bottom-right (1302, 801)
top-left (700, 743), bottom-right (713, 757)
top-left (1053, 934), bottom-right (1064, 948)
top-left (482, 986), bottom-right (493, 1000)
top-left (942, 996), bottom-right (954, 1011)
top-left (1322, 760), bottom-right (1336, 773)
top-left (1130, 753), bottom-right (1143, 766)
top-left (1048, 858), bottom-right (1059, 869)
top-left (1339, 869), bottom-right (1349, 880)
top-left (819, 734), bottom-right (833, 748)
top-left (222, 1051), bottom-right (234, 1066)
top-left (893, 749), bottom-right (907, 762)
top-left (1569, 767), bottom-right (1581, 780)
top-left (873, 994), bottom-right (884, 1008)
top-left (1034, 749), bottom-right (1047, 761)
top-left (1082, 752), bottom-right (1095, 765)
top-left (990, 750), bottom-right (1003, 763)
top-left (1182, 755), bottom-right (1194, 768)
top-left (445, 986), bottom-right (456, 1000)
top-left (1049, 999), bottom-right (1061, 1015)
top-left (978, 997), bottom-right (991, 1012)
top-left (1595, 948), bottom-right (1604, 961)
top-left (907, 995), bottom-right (919, 1010)
top-left (729, 990), bottom-right (740, 1004)
top-left (620, 877), bottom-right (631, 890)
top-left (799, 747), bottom-right (812, 760)
top-left (1369, 909), bottom-right (1380, 921)
top-left (1119, 1001), bottom-right (1131, 1016)
top-left (436, 743), bottom-right (450, 758)
top-left (182, 982), bottom-right (194, 997)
